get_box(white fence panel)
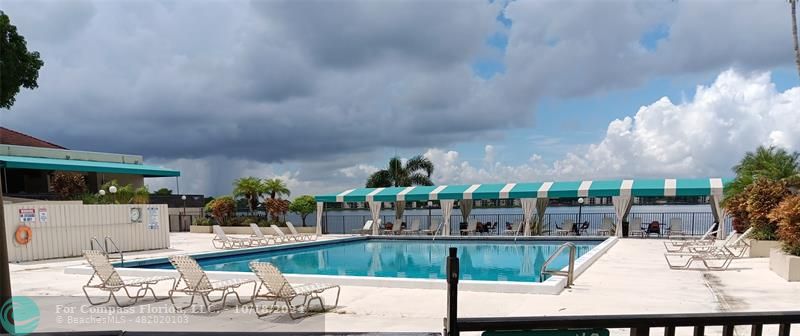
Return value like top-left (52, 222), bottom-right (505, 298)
top-left (4, 203), bottom-right (170, 262)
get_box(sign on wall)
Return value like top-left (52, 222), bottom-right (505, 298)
top-left (38, 208), bottom-right (48, 224)
top-left (129, 207), bottom-right (142, 223)
top-left (147, 206), bottom-right (160, 230)
top-left (19, 208), bottom-right (36, 223)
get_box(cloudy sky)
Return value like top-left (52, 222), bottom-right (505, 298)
top-left (2, 0), bottom-right (799, 198)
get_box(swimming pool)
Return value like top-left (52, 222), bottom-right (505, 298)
top-left (134, 238), bottom-right (600, 283)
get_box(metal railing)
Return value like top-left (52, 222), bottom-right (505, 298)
top-left (321, 211), bottom-right (731, 236)
top-left (443, 246), bottom-right (800, 336)
top-left (89, 236), bottom-right (124, 266)
top-left (540, 242), bottom-right (576, 287)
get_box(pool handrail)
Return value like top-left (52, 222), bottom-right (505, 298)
top-left (540, 242), bottom-right (576, 287)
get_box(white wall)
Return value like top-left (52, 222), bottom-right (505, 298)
top-left (4, 203), bottom-right (170, 262)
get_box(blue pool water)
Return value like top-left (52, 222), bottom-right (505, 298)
top-left (137, 239), bottom-right (600, 282)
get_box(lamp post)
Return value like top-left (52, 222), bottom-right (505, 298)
top-left (427, 201), bottom-right (433, 230)
top-left (109, 185), bottom-right (118, 204)
top-left (576, 197), bottom-right (585, 236)
top-left (181, 195), bottom-right (187, 231)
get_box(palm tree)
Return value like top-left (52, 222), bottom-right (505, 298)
top-left (366, 155), bottom-right (435, 224)
top-left (726, 146), bottom-right (800, 201)
top-left (366, 155), bottom-right (434, 188)
top-left (263, 178), bottom-right (291, 200)
top-left (791, 0), bottom-right (800, 78)
top-left (262, 178), bottom-right (291, 222)
top-left (233, 177), bottom-right (264, 213)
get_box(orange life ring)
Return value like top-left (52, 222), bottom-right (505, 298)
top-left (15, 226), bottom-right (32, 245)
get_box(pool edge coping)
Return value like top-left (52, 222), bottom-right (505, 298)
top-left (65, 236), bottom-right (618, 295)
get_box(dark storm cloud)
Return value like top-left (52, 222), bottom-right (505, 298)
top-left (2, 0), bottom-right (505, 162)
top-left (0, 0), bottom-right (796, 196)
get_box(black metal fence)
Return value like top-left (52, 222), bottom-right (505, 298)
top-left (443, 247), bottom-right (800, 336)
top-left (168, 214), bottom-right (201, 232)
top-left (321, 211), bottom-right (730, 236)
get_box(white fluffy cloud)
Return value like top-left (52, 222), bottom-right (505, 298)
top-left (425, 70), bottom-right (800, 184)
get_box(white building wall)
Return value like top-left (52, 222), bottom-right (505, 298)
top-left (4, 203), bottom-right (170, 262)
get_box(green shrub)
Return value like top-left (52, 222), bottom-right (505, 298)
top-left (193, 218), bottom-right (212, 226)
top-left (769, 195), bottom-right (800, 256)
top-left (81, 193), bottom-right (99, 204)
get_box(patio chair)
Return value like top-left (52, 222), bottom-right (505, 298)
top-left (578, 221), bottom-right (590, 235)
top-left (286, 221), bottom-right (317, 241)
top-left (666, 218), bottom-right (685, 237)
top-left (663, 228), bottom-right (754, 271)
top-left (382, 222), bottom-right (403, 235)
top-left (504, 221), bottom-right (523, 236)
top-left (168, 255), bottom-right (256, 312)
top-left (688, 227), bottom-right (754, 254)
top-left (270, 225), bottom-right (300, 242)
top-left (353, 220), bottom-right (374, 235)
top-left (597, 217), bottom-right (614, 236)
top-left (628, 217), bottom-right (644, 237)
top-left (404, 219), bottom-right (421, 235)
top-left (249, 261), bottom-right (341, 319)
top-left (422, 218), bottom-right (441, 235)
top-left (82, 250), bottom-right (175, 307)
top-left (556, 219), bottom-right (574, 236)
top-left (249, 223), bottom-right (280, 246)
top-left (460, 218), bottom-right (478, 236)
top-left (663, 225), bottom-right (717, 252)
top-left (663, 245), bottom-right (744, 271)
top-left (212, 225), bottom-right (258, 249)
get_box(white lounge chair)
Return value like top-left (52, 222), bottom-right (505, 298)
top-left (460, 218), bottom-right (478, 236)
top-left (663, 225), bottom-right (717, 252)
top-left (286, 221), bottom-right (317, 241)
top-left (504, 221), bottom-right (523, 236)
top-left (628, 217), bottom-right (644, 237)
top-left (353, 220), bottom-right (373, 235)
top-left (168, 255), bottom-right (256, 312)
top-left (422, 218), bottom-right (441, 235)
top-left (666, 218), bottom-right (685, 237)
top-left (250, 223), bottom-right (283, 245)
top-left (688, 227), bottom-right (754, 253)
top-left (556, 219), bottom-right (574, 236)
top-left (82, 250), bottom-right (175, 307)
top-left (250, 261), bottom-right (341, 319)
top-left (382, 221), bottom-right (403, 235)
top-left (664, 228), bottom-right (754, 271)
top-left (597, 217), bottom-right (614, 236)
top-left (404, 219), bottom-right (421, 235)
top-left (270, 225), bottom-right (300, 242)
top-left (212, 225), bottom-right (259, 249)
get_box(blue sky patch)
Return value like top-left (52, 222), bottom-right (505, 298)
top-left (639, 23), bottom-right (670, 52)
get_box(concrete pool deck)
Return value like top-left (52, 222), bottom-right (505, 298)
top-left (7, 233), bottom-right (800, 334)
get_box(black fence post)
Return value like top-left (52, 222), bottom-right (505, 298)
top-left (446, 247), bottom-right (459, 336)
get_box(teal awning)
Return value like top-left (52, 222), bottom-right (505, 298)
top-left (0, 155), bottom-right (180, 177)
top-left (315, 178), bottom-right (731, 203)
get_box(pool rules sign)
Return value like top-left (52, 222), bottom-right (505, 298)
top-left (19, 208), bottom-right (36, 223)
top-left (147, 206), bottom-right (160, 230)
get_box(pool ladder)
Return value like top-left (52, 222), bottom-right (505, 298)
top-left (90, 236), bottom-right (124, 266)
top-left (540, 242), bottom-right (576, 288)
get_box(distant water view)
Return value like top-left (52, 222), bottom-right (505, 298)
top-left (324, 204), bottom-right (714, 216)
top-left (271, 204), bottom-right (730, 236)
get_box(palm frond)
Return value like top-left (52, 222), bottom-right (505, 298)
top-left (366, 170), bottom-right (393, 188)
top-left (408, 172), bottom-right (433, 186)
top-left (405, 155), bottom-right (434, 177)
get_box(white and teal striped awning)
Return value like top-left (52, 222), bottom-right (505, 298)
top-left (314, 178), bottom-right (732, 203)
